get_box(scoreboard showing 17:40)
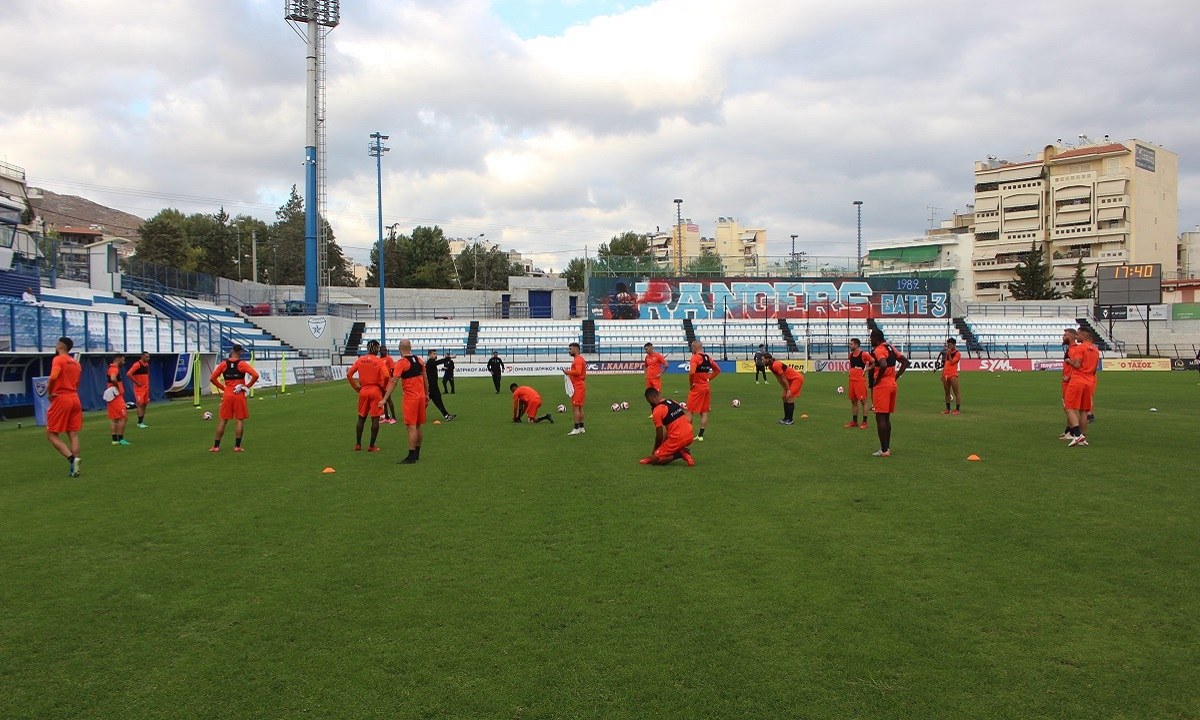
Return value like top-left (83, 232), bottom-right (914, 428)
top-left (1096, 263), bottom-right (1162, 306)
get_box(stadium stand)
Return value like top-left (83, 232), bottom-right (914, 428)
top-left (594, 320), bottom-right (688, 357)
top-left (474, 320), bottom-right (580, 357)
top-left (963, 316), bottom-right (1079, 358)
top-left (691, 319), bottom-right (787, 357)
top-left (871, 318), bottom-right (962, 355)
top-left (138, 293), bottom-right (298, 356)
top-left (359, 320), bottom-right (470, 355)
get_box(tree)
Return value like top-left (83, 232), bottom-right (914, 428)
top-left (133, 209), bottom-right (200, 270)
top-left (685, 249), bottom-right (724, 277)
top-left (396, 225), bottom-right (454, 288)
top-left (598, 231), bottom-right (651, 257)
top-left (593, 231), bottom-right (658, 275)
top-left (562, 257), bottom-right (586, 292)
top-left (1067, 258), bottom-right (1095, 299)
top-left (1008, 240), bottom-right (1059, 300)
top-left (190, 208), bottom-right (236, 279)
top-left (268, 185), bottom-right (353, 286)
top-left (366, 231), bottom-right (403, 288)
top-left (454, 242), bottom-right (524, 290)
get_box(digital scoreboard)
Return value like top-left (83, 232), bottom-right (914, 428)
top-left (1096, 264), bottom-right (1162, 306)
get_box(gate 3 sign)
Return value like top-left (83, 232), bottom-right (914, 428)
top-left (590, 276), bottom-right (951, 320)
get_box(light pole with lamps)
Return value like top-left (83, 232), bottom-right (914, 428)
top-left (370, 131), bottom-right (391, 346)
top-left (673, 199), bottom-right (683, 275)
top-left (790, 234), bottom-right (798, 275)
top-left (853, 200), bottom-right (864, 276)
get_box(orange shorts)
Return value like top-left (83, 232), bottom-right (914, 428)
top-left (135, 387), bottom-right (150, 406)
top-left (654, 430), bottom-right (694, 460)
top-left (686, 385), bottom-right (711, 414)
top-left (571, 383), bottom-right (586, 408)
top-left (524, 399), bottom-right (542, 420)
top-left (403, 395), bottom-right (427, 425)
top-left (47, 394), bottom-right (83, 433)
top-left (107, 397), bottom-right (128, 421)
top-left (219, 394), bottom-right (249, 421)
top-left (942, 371), bottom-right (958, 381)
top-left (784, 377), bottom-right (803, 400)
top-left (849, 378), bottom-right (867, 402)
top-left (357, 385), bottom-right (383, 418)
top-left (1063, 380), bottom-right (1093, 412)
top-left (645, 376), bottom-right (662, 392)
top-left (872, 383), bottom-right (897, 414)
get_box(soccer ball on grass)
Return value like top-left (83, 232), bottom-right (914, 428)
top-left (202, 411), bottom-right (213, 420)
top-left (836, 386), bottom-right (845, 394)
top-left (557, 404), bottom-right (565, 413)
top-left (731, 398), bottom-right (741, 407)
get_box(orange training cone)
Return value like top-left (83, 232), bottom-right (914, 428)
top-left (322, 467), bottom-right (336, 474)
top-left (433, 420), bottom-right (442, 424)
top-left (967, 454), bottom-right (980, 461)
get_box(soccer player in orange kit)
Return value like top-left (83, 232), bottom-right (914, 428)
top-left (46, 336), bottom-right (83, 477)
top-left (639, 387), bottom-right (695, 466)
top-left (565, 342), bottom-right (587, 435)
top-left (869, 328), bottom-right (909, 457)
top-left (127, 350), bottom-right (151, 428)
top-left (510, 383), bottom-right (553, 424)
top-left (106, 352), bottom-right (131, 446)
top-left (347, 339), bottom-right (386, 451)
top-left (760, 352), bottom-right (804, 425)
top-left (939, 337), bottom-right (962, 414)
top-left (380, 339), bottom-right (428, 464)
top-left (687, 340), bottom-right (721, 441)
top-left (208, 344), bottom-right (260, 453)
top-left (846, 338), bottom-right (871, 429)
top-left (643, 342), bottom-right (667, 392)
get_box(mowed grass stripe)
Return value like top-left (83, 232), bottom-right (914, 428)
top-left (1, 371), bottom-right (1197, 719)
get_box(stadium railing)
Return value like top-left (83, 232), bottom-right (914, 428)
top-left (0, 298), bottom-right (224, 354)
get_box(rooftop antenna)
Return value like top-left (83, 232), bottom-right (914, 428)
top-left (926, 206), bottom-right (941, 230)
top-left (285, 0), bottom-right (340, 308)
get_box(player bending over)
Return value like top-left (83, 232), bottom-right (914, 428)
top-left (640, 387), bottom-right (695, 466)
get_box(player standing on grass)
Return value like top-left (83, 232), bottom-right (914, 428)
top-left (640, 387), bottom-right (695, 466)
top-left (1064, 327), bottom-right (1100, 447)
top-left (1058, 328), bottom-right (1079, 440)
top-left (346, 339), bottom-right (386, 452)
top-left (46, 336), bottom-right (83, 477)
top-left (106, 352), bottom-right (130, 446)
top-left (510, 383), bottom-right (553, 424)
top-left (760, 352), bottom-right (804, 425)
top-left (487, 351), bottom-right (505, 393)
top-left (565, 342), bottom-right (587, 435)
top-left (128, 351), bottom-right (151, 428)
top-left (753, 344), bottom-right (768, 384)
top-left (441, 355), bottom-right (456, 394)
top-left (379, 347), bottom-right (397, 424)
top-left (846, 338), bottom-right (870, 429)
top-left (938, 338), bottom-right (962, 414)
top-left (869, 328), bottom-right (909, 457)
top-left (424, 349), bottom-right (457, 422)
top-left (380, 339), bottom-right (428, 464)
top-left (687, 340), bottom-right (721, 441)
top-left (209, 344), bottom-right (259, 453)
top-left (643, 342), bottom-right (667, 392)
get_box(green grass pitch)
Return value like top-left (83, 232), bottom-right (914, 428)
top-left (2, 370), bottom-right (1198, 719)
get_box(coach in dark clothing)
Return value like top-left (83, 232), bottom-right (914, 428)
top-left (442, 356), bottom-right (456, 394)
top-left (486, 351), bottom-right (505, 393)
top-left (425, 350), bottom-right (456, 421)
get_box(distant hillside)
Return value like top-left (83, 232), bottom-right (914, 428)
top-left (30, 189), bottom-right (145, 240)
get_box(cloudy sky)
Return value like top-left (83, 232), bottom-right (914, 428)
top-left (2, 0), bottom-right (1197, 271)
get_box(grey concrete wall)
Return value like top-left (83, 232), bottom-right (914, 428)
top-left (252, 315), bottom-right (356, 352)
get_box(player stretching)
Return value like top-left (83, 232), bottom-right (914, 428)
top-left (128, 351), bottom-right (151, 428)
top-left (640, 387), bottom-right (695, 466)
top-left (643, 342), bottom-right (667, 392)
top-left (760, 352), bottom-right (804, 425)
top-left (938, 338), bottom-right (962, 414)
top-left (46, 337), bottom-right (83, 477)
top-left (869, 328), bottom-right (909, 457)
top-left (379, 347), bottom-right (397, 424)
top-left (846, 338), bottom-right (870, 429)
top-left (209, 344), bottom-right (259, 453)
top-left (106, 352), bottom-right (131, 446)
top-left (380, 339), bottom-right (428, 464)
top-left (347, 339), bottom-right (386, 451)
top-left (565, 342), bottom-right (587, 435)
top-left (687, 340), bottom-right (721, 441)
top-left (1064, 328), bottom-right (1100, 447)
top-left (511, 384), bottom-right (554, 424)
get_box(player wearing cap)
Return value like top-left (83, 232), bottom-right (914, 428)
top-left (639, 387), bottom-right (695, 466)
top-left (643, 342), bottom-right (667, 392)
top-left (846, 339), bottom-right (871, 429)
top-left (565, 342), bottom-right (587, 435)
top-left (380, 339), bottom-right (428, 464)
top-left (209, 344), bottom-right (259, 452)
top-left (687, 340), bottom-right (721, 441)
top-left (510, 383), bottom-right (553, 424)
top-left (347, 339), bottom-right (386, 451)
top-left (760, 352), bottom-right (804, 425)
top-left (1064, 327), bottom-right (1100, 447)
top-left (869, 328), bottom-right (910, 457)
top-left (127, 351), bottom-right (151, 428)
top-left (938, 338), bottom-right (962, 415)
top-left (46, 336), bottom-right (83, 477)
top-left (106, 352), bottom-right (131, 446)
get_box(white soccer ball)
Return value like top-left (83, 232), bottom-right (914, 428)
top-left (621, 401), bottom-right (630, 410)
top-left (611, 402), bottom-right (620, 412)
top-left (731, 398), bottom-right (741, 407)
top-left (680, 401), bottom-right (688, 410)
top-left (557, 404), bottom-right (565, 413)
top-left (202, 411), bottom-right (213, 420)
top-left (837, 386), bottom-right (845, 394)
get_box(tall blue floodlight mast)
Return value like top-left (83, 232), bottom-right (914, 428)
top-left (284, 0), bottom-right (339, 309)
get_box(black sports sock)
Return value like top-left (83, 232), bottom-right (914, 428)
top-left (235, 437), bottom-right (242, 448)
top-left (945, 402), bottom-right (951, 411)
top-left (213, 439), bottom-right (221, 448)
top-left (698, 428), bottom-right (705, 437)
top-left (414, 446), bottom-right (421, 460)
top-left (112, 434), bottom-right (118, 442)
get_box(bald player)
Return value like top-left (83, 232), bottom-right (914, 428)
top-left (1058, 328), bottom-right (1079, 440)
top-left (687, 339), bottom-right (721, 441)
top-left (846, 338), bottom-right (871, 429)
top-left (380, 339), bottom-right (428, 464)
top-left (640, 387), bottom-right (695, 466)
top-left (761, 352), bottom-right (804, 425)
top-left (347, 339), bottom-right (386, 451)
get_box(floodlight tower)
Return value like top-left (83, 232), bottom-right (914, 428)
top-left (285, 0), bottom-right (340, 310)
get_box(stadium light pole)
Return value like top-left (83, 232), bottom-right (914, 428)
top-left (853, 200), bottom-right (864, 276)
top-left (370, 131), bottom-right (391, 348)
top-left (673, 199), bottom-right (683, 276)
top-left (790, 234), bottom-right (798, 275)
top-left (231, 223), bottom-right (242, 281)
